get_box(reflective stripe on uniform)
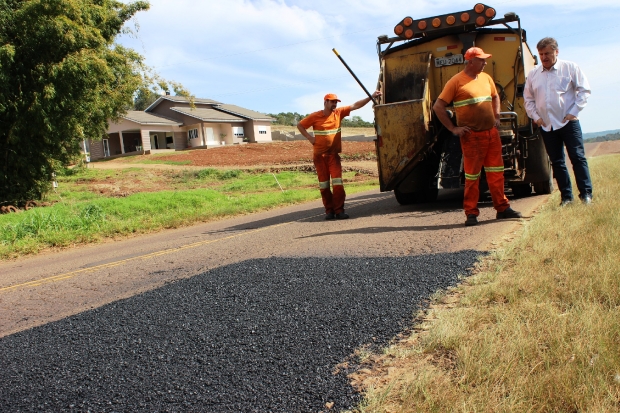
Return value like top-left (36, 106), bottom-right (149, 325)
top-left (314, 128), bottom-right (341, 135)
top-left (319, 180), bottom-right (330, 189)
top-left (465, 172), bottom-right (480, 181)
top-left (484, 166), bottom-right (504, 173)
top-left (332, 178), bottom-right (343, 186)
top-left (454, 96), bottom-right (492, 107)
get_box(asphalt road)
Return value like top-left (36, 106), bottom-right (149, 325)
top-left (0, 186), bottom-right (548, 412)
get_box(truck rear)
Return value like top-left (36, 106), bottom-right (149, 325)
top-left (373, 3), bottom-right (552, 204)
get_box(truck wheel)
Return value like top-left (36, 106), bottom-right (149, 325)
top-left (394, 187), bottom-right (438, 205)
top-left (511, 183), bottom-right (532, 198)
top-left (533, 176), bottom-right (554, 195)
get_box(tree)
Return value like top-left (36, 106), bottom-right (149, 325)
top-left (0, 0), bottom-right (166, 204)
top-left (341, 115), bottom-right (374, 128)
top-left (133, 87), bottom-right (160, 111)
top-left (268, 112), bottom-right (307, 126)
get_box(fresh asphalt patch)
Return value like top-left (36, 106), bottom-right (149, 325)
top-left (0, 252), bottom-right (483, 412)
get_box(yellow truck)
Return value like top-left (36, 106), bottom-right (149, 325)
top-left (373, 3), bottom-right (552, 204)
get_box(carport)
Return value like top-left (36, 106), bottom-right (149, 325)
top-left (92, 111), bottom-right (183, 160)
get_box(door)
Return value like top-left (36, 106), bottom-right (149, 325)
top-left (205, 127), bottom-right (214, 142)
top-left (102, 139), bottom-right (111, 157)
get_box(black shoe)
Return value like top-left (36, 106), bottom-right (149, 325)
top-left (560, 199), bottom-right (573, 207)
top-left (335, 212), bottom-right (349, 220)
top-left (325, 212), bottom-right (335, 220)
top-left (496, 207), bottom-right (522, 219)
top-left (465, 214), bottom-right (478, 226)
top-left (581, 195), bottom-right (592, 205)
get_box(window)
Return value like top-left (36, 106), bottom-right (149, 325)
top-left (258, 126), bottom-right (267, 135)
top-left (232, 126), bottom-right (244, 137)
top-left (188, 128), bottom-right (198, 139)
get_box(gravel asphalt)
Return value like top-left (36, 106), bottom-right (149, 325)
top-left (0, 253), bottom-right (482, 412)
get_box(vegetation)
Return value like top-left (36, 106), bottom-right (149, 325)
top-left (342, 116), bottom-right (374, 128)
top-left (585, 131), bottom-right (620, 142)
top-left (269, 112), bottom-right (374, 127)
top-left (355, 154), bottom-right (620, 412)
top-left (268, 112), bottom-right (307, 126)
top-left (0, 167), bottom-right (378, 258)
top-left (0, 0), bottom-right (187, 205)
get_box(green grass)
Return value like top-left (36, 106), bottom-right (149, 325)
top-left (0, 167), bottom-right (377, 258)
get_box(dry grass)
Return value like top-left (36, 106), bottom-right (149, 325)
top-left (354, 154), bottom-right (620, 412)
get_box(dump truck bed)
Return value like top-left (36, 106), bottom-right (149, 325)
top-left (374, 26), bottom-right (536, 192)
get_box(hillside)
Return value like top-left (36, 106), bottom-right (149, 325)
top-left (585, 131), bottom-right (620, 142)
top-left (583, 129), bottom-right (620, 140)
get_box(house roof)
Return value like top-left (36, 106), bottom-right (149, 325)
top-left (214, 104), bottom-right (274, 121)
top-left (145, 95), bottom-right (222, 112)
top-left (121, 111), bottom-right (182, 125)
top-left (170, 107), bottom-right (247, 123)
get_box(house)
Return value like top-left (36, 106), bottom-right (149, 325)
top-left (88, 96), bottom-right (274, 160)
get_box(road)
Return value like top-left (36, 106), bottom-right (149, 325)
top-left (0, 187), bottom-right (547, 412)
top-left (0, 189), bottom-right (544, 338)
top-left (1, 140), bottom-right (616, 411)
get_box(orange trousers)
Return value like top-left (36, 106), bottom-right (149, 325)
top-left (460, 128), bottom-right (510, 216)
top-left (313, 153), bottom-right (345, 214)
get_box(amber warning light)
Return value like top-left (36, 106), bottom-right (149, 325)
top-left (394, 3), bottom-right (496, 40)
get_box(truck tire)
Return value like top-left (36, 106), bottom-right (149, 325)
top-left (394, 187), bottom-right (438, 205)
top-left (511, 183), bottom-right (532, 198)
top-left (533, 176), bottom-right (554, 195)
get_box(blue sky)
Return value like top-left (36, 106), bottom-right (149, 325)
top-left (118, 0), bottom-right (620, 133)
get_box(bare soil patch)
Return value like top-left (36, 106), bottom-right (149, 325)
top-left (145, 141), bottom-right (376, 167)
top-left (584, 140), bottom-right (620, 157)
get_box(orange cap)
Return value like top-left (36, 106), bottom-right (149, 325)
top-left (464, 46), bottom-right (492, 60)
top-left (324, 93), bottom-right (341, 102)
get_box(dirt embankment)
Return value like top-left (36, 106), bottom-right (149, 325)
top-left (94, 140), bottom-right (379, 174)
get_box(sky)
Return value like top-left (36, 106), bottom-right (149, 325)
top-left (117, 0), bottom-right (620, 134)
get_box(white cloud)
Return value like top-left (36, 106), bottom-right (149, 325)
top-left (118, 1), bottom-right (620, 131)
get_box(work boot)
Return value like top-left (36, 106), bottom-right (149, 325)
top-left (496, 207), bottom-right (522, 219)
top-left (560, 199), bottom-right (573, 207)
top-left (581, 195), bottom-right (593, 205)
top-left (465, 214), bottom-right (478, 226)
top-left (325, 212), bottom-right (335, 220)
top-left (335, 212), bottom-right (349, 220)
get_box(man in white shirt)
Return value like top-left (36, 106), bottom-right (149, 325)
top-left (524, 37), bottom-right (592, 206)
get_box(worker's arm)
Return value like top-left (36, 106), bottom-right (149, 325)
top-left (492, 93), bottom-right (501, 129)
top-left (433, 98), bottom-right (470, 137)
top-left (296, 122), bottom-right (315, 145)
top-left (349, 90), bottom-right (382, 111)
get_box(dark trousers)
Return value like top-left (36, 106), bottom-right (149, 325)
top-left (540, 120), bottom-right (592, 201)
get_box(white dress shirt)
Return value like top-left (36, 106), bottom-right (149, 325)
top-left (524, 59), bottom-right (591, 132)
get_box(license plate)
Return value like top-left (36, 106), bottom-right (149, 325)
top-left (435, 54), bottom-right (463, 67)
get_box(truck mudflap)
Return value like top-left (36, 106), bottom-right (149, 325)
top-left (374, 52), bottom-right (432, 192)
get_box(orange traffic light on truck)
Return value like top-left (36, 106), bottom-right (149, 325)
top-left (394, 3), bottom-right (496, 40)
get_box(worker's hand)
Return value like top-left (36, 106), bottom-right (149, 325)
top-left (494, 117), bottom-right (501, 129)
top-left (371, 90), bottom-right (382, 99)
top-left (563, 114), bottom-right (578, 122)
top-left (450, 126), bottom-right (471, 137)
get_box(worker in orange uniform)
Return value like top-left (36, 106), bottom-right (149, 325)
top-left (433, 47), bottom-right (522, 226)
top-left (297, 91), bottom-right (381, 220)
